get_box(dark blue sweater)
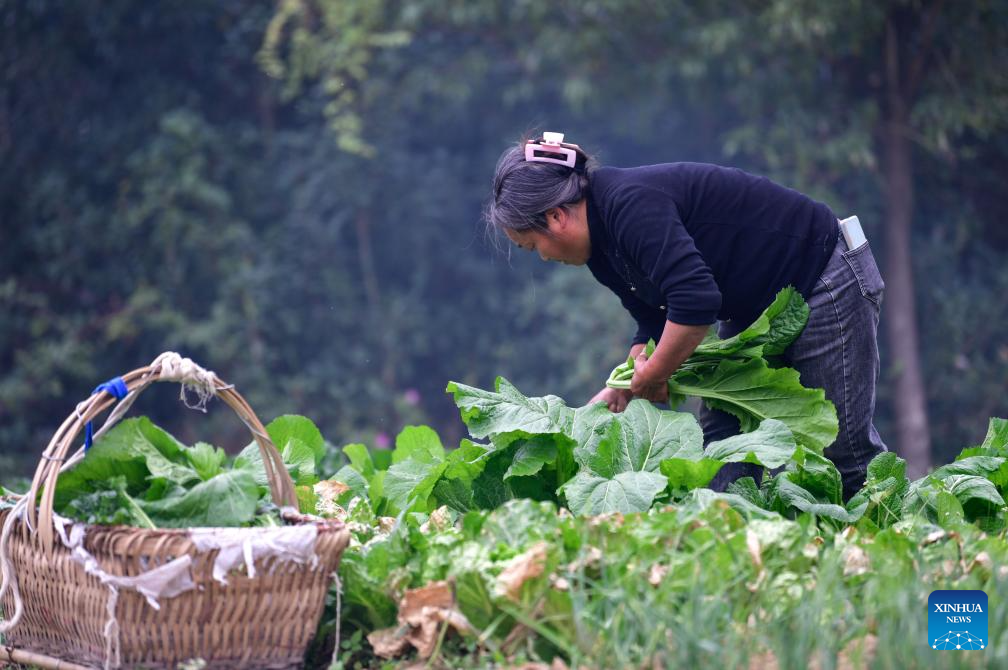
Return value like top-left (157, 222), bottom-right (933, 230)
top-left (585, 163), bottom-right (839, 344)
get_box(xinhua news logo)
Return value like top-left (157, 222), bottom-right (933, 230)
top-left (929, 590), bottom-right (988, 651)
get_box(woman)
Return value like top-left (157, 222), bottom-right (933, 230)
top-left (485, 132), bottom-right (887, 500)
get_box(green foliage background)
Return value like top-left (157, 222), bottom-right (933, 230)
top-left (1, 0), bottom-right (1006, 480)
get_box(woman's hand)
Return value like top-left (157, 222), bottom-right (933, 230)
top-left (589, 386), bottom-right (633, 413)
top-left (630, 350), bottom-right (669, 403)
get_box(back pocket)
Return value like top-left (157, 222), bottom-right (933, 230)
top-left (842, 243), bottom-right (885, 306)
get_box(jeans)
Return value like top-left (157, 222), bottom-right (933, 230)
top-left (699, 233), bottom-right (889, 501)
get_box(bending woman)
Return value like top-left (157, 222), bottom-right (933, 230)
top-left (484, 132), bottom-right (887, 499)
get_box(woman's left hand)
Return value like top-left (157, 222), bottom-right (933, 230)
top-left (629, 350), bottom-right (669, 403)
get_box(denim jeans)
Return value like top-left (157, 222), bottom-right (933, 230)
top-left (699, 233), bottom-right (889, 501)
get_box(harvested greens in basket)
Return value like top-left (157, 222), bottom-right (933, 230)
top-left (52, 415), bottom-right (325, 528)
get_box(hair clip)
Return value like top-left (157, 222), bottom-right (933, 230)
top-left (525, 132), bottom-right (586, 171)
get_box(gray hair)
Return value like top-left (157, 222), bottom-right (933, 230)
top-left (483, 137), bottom-right (597, 247)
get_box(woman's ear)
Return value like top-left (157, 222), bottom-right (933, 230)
top-left (545, 207), bottom-right (566, 230)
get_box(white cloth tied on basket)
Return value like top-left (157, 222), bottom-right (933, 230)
top-left (190, 524), bottom-right (320, 584)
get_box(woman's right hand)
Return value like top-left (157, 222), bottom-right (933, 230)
top-left (589, 386), bottom-right (633, 413)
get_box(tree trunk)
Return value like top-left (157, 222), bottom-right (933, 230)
top-left (881, 17), bottom-right (931, 478)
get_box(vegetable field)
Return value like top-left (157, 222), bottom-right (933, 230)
top-left (309, 390), bottom-right (1007, 669)
top-left (8, 393), bottom-right (1004, 668)
top-left (3, 291), bottom-right (1007, 669)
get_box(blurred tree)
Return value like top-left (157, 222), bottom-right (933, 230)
top-left (2, 0), bottom-right (1006, 485)
top-left (662, 0), bottom-right (1008, 477)
top-left (258, 0), bottom-right (1008, 477)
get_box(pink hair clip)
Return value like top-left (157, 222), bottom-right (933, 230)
top-left (525, 132), bottom-right (584, 169)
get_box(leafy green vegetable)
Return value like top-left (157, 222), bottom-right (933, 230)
top-left (446, 377), bottom-right (576, 453)
top-left (185, 441), bottom-right (227, 481)
top-left (702, 419), bottom-right (798, 470)
top-left (264, 414), bottom-right (327, 470)
top-left (846, 452), bottom-right (909, 530)
top-left (141, 469), bottom-right (261, 528)
top-left (605, 288), bottom-right (839, 452)
top-left (64, 475), bottom-right (156, 528)
top-left (562, 415), bottom-right (671, 515)
top-left (54, 414), bottom-right (329, 528)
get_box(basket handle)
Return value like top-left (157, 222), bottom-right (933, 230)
top-left (25, 353), bottom-right (299, 552)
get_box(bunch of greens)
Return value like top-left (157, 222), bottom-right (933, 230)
top-left (51, 415), bottom-right (327, 528)
top-left (606, 287), bottom-right (837, 451)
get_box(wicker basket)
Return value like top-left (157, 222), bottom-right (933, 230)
top-left (0, 353), bottom-right (350, 670)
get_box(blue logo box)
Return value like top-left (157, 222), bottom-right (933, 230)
top-left (929, 590), bottom-right (988, 651)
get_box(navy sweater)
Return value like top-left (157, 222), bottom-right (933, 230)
top-left (585, 163), bottom-right (840, 344)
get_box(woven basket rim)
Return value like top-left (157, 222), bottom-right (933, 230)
top-left (23, 353), bottom-right (302, 551)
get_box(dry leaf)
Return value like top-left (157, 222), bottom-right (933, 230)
top-left (496, 541), bottom-right (549, 602)
top-left (565, 546), bottom-right (602, 573)
top-left (314, 479), bottom-right (350, 517)
top-left (314, 478), bottom-right (349, 498)
top-left (396, 581), bottom-right (475, 659)
top-left (647, 563), bottom-right (669, 586)
top-left (842, 545), bottom-right (870, 576)
top-left (969, 551), bottom-right (993, 574)
top-left (368, 625), bottom-right (411, 658)
top-left (405, 605), bottom-right (474, 658)
top-left (399, 581), bottom-right (455, 623)
top-left (420, 505), bottom-right (451, 533)
top-left (746, 528), bottom-right (762, 569)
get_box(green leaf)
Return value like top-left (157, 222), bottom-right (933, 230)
top-left (444, 440), bottom-right (489, 480)
top-left (932, 456), bottom-right (1008, 494)
top-left (392, 425), bottom-right (445, 463)
top-left (670, 359), bottom-right (837, 452)
top-left (759, 286), bottom-right (810, 356)
top-left (703, 419), bottom-right (798, 469)
top-left (774, 477), bottom-right (865, 523)
top-left (445, 377), bottom-right (575, 442)
top-left (342, 443), bottom-right (375, 478)
top-left (296, 485), bottom-right (318, 515)
top-left (787, 447), bottom-right (843, 505)
top-left (64, 475), bottom-right (156, 528)
top-left (688, 287), bottom-right (807, 358)
top-left (562, 470), bottom-right (668, 515)
top-left (570, 402), bottom-right (615, 460)
top-left (943, 474), bottom-right (1006, 517)
top-left (432, 477), bottom-right (477, 514)
top-left (846, 452), bottom-right (908, 529)
top-left (614, 400), bottom-right (705, 468)
top-left (265, 415), bottom-right (326, 470)
top-left (235, 436), bottom-right (317, 488)
top-left (184, 441), bottom-right (226, 481)
top-left (980, 417), bottom-right (1008, 452)
top-left (140, 469), bottom-right (260, 528)
top-left (563, 419), bottom-right (671, 515)
top-left (726, 477), bottom-right (767, 509)
top-left (505, 436), bottom-right (557, 480)
top-left (384, 457), bottom-right (447, 513)
top-left (659, 457), bottom-right (724, 491)
top-left (369, 470), bottom-right (387, 509)
top-left (332, 465), bottom-right (369, 501)
top-left (678, 488), bottom-right (780, 520)
top-left (563, 402), bottom-right (701, 514)
top-left (470, 450), bottom-right (513, 510)
top-left (54, 417), bottom-right (199, 510)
